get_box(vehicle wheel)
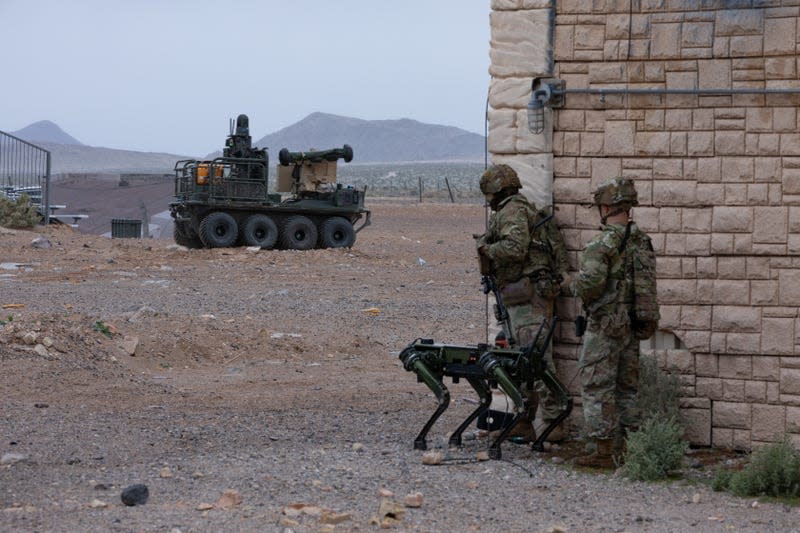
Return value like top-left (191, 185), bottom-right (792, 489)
top-left (242, 214), bottom-right (278, 249)
top-left (173, 223), bottom-right (203, 249)
top-left (281, 215), bottom-right (317, 250)
top-left (319, 217), bottom-right (356, 248)
top-left (199, 211), bottom-right (238, 248)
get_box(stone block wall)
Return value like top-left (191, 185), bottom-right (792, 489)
top-left (488, 0), bottom-right (800, 450)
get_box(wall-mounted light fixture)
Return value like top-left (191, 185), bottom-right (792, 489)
top-left (527, 78), bottom-right (565, 134)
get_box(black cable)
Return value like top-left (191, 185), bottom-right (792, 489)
top-left (498, 457), bottom-right (535, 477)
top-left (627, 0), bottom-right (633, 60)
top-left (438, 455), bottom-right (535, 477)
top-left (483, 84), bottom-right (491, 344)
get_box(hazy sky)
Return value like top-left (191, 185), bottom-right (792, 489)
top-left (2, 1), bottom-right (491, 156)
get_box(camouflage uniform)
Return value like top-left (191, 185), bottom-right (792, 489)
top-left (573, 177), bottom-right (651, 444)
top-left (476, 165), bottom-right (564, 428)
top-left (574, 222), bottom-right (647, 439)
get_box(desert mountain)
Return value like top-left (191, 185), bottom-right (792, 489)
top-left (5, 112), bottom-right (484, 174)
top-left (4, 121), bottom-right (191, 174)
top-left (251, 112), bottom-right (484, 163)
top-left (32, 142), bottom-right (191, 174)
top-left (11, 120), bottom-right (84, 146)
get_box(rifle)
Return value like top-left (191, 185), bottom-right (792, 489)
top-left (481, 274), bottom-right (514, 346)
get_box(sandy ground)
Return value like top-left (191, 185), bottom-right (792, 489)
top-left (1, 201), bottom-right (799, 533)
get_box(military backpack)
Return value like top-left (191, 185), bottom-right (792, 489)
top-left (619, 222), bottom-right (659, 340)
top-left (528, 206), bottom-right (569, 290)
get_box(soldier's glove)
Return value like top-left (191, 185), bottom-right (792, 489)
top-left (477, 245), bottom-right (491, 275)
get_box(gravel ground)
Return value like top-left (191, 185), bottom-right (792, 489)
top-left (1, 200), bottom-right (799, 533)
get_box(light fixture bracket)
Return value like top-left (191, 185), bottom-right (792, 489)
top-left (527, 78), bottom-right (565, 134)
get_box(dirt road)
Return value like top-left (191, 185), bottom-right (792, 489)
top-left (1, 201), bottom-right (797, 532)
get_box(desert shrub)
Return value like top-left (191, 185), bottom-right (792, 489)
top-left (92, 320), bottom-right (113, 338)
top-left (619, 356), bottom-right (687, 480)
top-left (0, 194), bottom-right (41, 229)
top-left (719, 437), bottom-right (800, 498)
top-left (637, 354), bottom-right (683, 425)
top-left (712, 467), bottom-right (734, 492)
top-left (620, 416), bottom-right (688, 481)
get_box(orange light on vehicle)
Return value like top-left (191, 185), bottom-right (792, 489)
top-left (196, 164), bottom-right (209, 185)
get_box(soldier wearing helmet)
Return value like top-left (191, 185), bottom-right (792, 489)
top-left (475, 164), bottom-right (568, 444)
top-left (479, 164), bottom-right (522, 209)
top-left (573, 176), bottom-right (653, 468)
top-left (592, 176), bottom-right (638, 224)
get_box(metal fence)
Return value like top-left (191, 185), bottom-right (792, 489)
top-left (0, 130), bottom-right (51, 224)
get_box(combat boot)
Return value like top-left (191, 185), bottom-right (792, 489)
top-left (574, 438), bottom-right (616, 469)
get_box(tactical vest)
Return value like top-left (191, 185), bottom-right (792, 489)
top-left (583, 222), bottom-right (659, 339)
top-left (485, 196), bottom-right (526, 285)
top-left (583, 224), bottom-right (630, 319)
top-left (486, 195), bottom-right (568, 296)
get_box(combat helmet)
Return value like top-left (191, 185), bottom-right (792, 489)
top-left (480, 164), bottom-right (521, 195)
top-left (592, 176), bottom-right (638, 208)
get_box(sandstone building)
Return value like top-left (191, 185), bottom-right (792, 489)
top-left (487, 0), bottom-right (800, 449)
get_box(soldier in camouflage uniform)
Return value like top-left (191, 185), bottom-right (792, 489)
top-left (573, 176), bottom-right (651, 468)
top-left (475, 164), bottom-right (567, 443)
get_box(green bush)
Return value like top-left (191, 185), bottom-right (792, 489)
top-left (0, 194), bottom-right (41, 229)
top-left (92, 320), bottom-right (113, 338)
top-left (722, 437), bottom-right (800, 498)
top-left (637, 354), bottom-right (683, 425)
top-left (712, 467), bottom-right (734, 492)
top-left (618, 356), bottom-right (688, 480)
top-left (620, 416), bottom-right (688, 481)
